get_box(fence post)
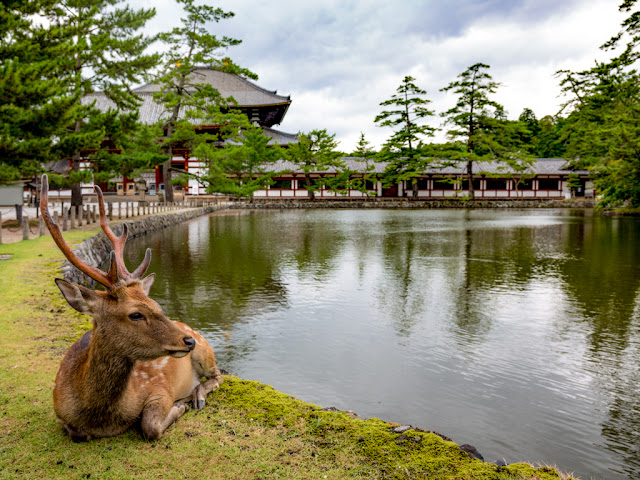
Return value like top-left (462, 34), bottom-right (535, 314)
top-left (22, 216), bottom-right (29, 240)
top-left (62, 204), bottom-right (67, 231)
top-left (118, 202), bottom-right (122, 220)
top-left (70, 207), bottom-right (75, 229)
top-left (108, 202), bottom-right (113, 221)
top-left (92, 205), bottom-right (97, 223)
top-left (85, 206), bottom-right (90, 225)
top-left (39, 215), bottom-right (45, 236)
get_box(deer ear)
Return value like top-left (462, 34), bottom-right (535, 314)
top-left (141, 273), bottom-right (155, 295)
top-left (55, 279), bottom-right (100, 314)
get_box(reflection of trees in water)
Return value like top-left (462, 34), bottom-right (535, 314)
top-left (124, 209), bottom-right (640, 475)
top-left (553, 217), bottom-right (640, 476)
top-left (376, 232), bottom-right (424, 337)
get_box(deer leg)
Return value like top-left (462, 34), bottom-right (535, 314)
top-left (191, 368), bottom-right (224, 410)
top-left (141, 397), bottom-right (189, 441)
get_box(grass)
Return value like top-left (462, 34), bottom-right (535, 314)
top-left (0, 228), bottom-right (576, 480)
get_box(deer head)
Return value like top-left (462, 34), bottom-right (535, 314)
top-left (40, 174), bottom-right (195, 360)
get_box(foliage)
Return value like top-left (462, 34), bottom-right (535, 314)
top-left (91, 121), bottom-right (167, 187)
top-left (374, 76), bottom-right (436, 198)
top-left (352, 132), bottom-right (376, 158)
top-left (556, 0), bottom-right (640, 208)
top-left (153, 0), bottom-right (255, 202)
top-left (42, 0), bottom-right (160, 205)
top-left (283, 130), bottom-right (343, 200)
top-left (438, 63), bottom-right (534, 198)
top-left (196, 124), bottom-right (281, 199)
top-left (0, 1), bottom-right (79, 184)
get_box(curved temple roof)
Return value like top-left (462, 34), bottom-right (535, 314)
top-left (84, 68), bottom-right (292, 127)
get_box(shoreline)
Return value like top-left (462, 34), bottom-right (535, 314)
top-left (0, 208), bottom-right (574, 479)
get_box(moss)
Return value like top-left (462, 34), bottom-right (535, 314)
top-left (213, 377), bottom-right (569, 480)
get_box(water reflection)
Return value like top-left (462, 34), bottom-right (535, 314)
top-left (122, 209), bottom-right (640, 480)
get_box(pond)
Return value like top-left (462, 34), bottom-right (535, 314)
top-left (123, 209), bottom-right (640, 480)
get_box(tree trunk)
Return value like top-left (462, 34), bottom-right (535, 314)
top-left (163, 160), bottom-right (174, 203)
top-left (467, 160), bottom-right (475, 199)
top-left (412, 179), bottom-right (418, 199)
top-left (305, 173), bottom-right (315, 201)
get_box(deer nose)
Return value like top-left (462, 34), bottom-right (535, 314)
top-left (183, 337), bottom-right (196, 351)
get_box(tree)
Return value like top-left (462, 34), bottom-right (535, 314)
top-left (153, 0), bottom-right (255, 202)
top-left (374, 76), bottom-right (436, 198)
top-left (283, 130), bottom-right (342, 200)
top-left (195, 124), bottom-right (280, 201)
top-left (556, 0), bottom-right (640, 208)
top-left (0, 1), bottom-right (79, 184)
top-left (44, 0), bottom-right (160, 206)
top-left (352, 132), bottom-right (376, 158)
top-left (350, 132), bottom-right (378, 195)
top-left (439, 63), bottom-right (504, 199)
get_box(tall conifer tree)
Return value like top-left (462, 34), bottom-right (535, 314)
top-left (374, 76), bottom-right (435, 199)
top-left (153, 0), bottom-right (255, 202)
top-left (0, 1), bottom-right (78, 184)
top-left (439, 63), bottom-right (502, 199)
top-left (284, 130), bottom-right (342, 200)
top-left (45, 0), bottom-right (159, 206)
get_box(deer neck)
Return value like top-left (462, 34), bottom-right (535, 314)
top-left (79, 329), bottom-right (135, 407)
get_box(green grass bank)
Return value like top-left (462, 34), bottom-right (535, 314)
top-left (0, 225), bottom-right (574, 479)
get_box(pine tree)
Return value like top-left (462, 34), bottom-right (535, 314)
top-left (153, 0), bottom-right (255, 202)
top-left (557, 1), bottom-right (640, 208)
top-left (374, 76), bottom-right (435, 199)
top-left (352, 132), bottom-right (376, 158)
top-left (439, 63), bottom-right (502, 199)
top-left (195, 124), bottom-right (280, 201)
top-left (0, 1), bottom-right (78, 184)
top-left (45, 0), bottom-right (159, 206)
top-left (284, 130), bottom-right (342, 200)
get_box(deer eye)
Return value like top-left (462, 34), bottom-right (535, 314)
top-left (128, 312), bottom-right (145, 321)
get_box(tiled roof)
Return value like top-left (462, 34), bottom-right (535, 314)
top-left (133, 69), bottom-right (291, 106)
top-left (267, 158), bottom-right (588, 175)
top-left (83, 69), bottom-right (292, 127)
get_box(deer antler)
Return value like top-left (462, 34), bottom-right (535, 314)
top-left (40, 174), bottom-right (152, 289)
top-left (41, 174), bottom-right (119, 289)
top-left (94, 186), bottom-right (151, 282)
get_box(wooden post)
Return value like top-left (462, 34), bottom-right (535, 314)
top-left (118, 202), bottom-right (122, 220)
top-left (108, 202), bottom-right (113, 221)
top-left (126, 202), bottom-right (129, 219)
top-left (22, 216), bottom-right (29, 240)
top-left (93, 205), bottom-right (97, 223)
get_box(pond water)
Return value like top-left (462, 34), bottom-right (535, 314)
top-left (123, 209), bottom-right (640, 480)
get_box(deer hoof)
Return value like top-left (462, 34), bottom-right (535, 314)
top-left (195, 399), bottom-right (205, 410)
top-left (177, 402), bottom-right (190, 413)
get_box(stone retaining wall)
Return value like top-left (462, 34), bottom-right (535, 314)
top-left (233, 198), bottom-right (596, 209)
top-left (62, 206), bottom-right (228, 287)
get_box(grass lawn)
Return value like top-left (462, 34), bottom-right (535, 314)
top-left (0, 228), bottom-right (573, 480)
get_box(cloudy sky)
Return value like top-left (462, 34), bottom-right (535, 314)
top-left (134, 0), bottom-right (627, 152)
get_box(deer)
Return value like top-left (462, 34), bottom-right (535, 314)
top-left (40, 174), bottom-right (223, 442)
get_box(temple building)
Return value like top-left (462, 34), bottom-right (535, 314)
top-left (80, 67), bottom-right (297, 196)
top-left (55, 67), bottom-right (592, 200)
top-left (253, 158), bottom-right (593, 200)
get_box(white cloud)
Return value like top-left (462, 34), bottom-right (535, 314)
top-left (130, 0), bottom-right (628, 151)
